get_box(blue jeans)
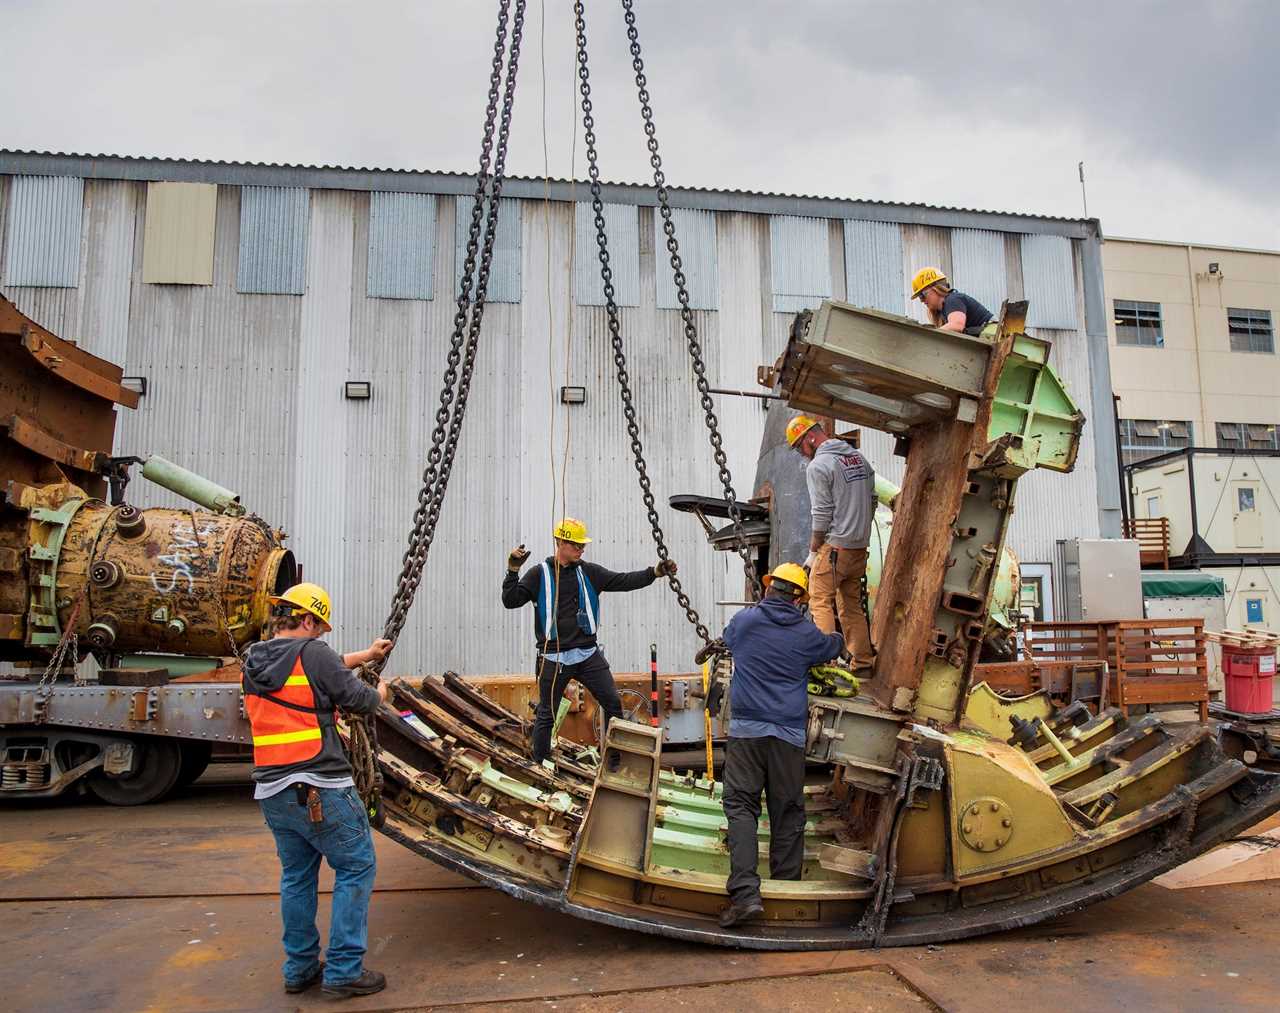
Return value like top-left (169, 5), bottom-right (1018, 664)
top-left (259, 785), bottom-right (377, 987)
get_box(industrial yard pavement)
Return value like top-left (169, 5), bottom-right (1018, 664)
top-left (1, 766), bottom-right (1278, 1013)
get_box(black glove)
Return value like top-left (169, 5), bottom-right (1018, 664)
top-left (653, 558), bottom-right (678, 578)
top-left (507, 544), bottom-right (530, 572)
top-left (705, 678), bottom-right (726, 718)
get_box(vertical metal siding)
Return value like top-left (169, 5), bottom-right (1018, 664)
top-left (3, 175), bottom-right (83, 287)
top-left (294, 191), bottom-right (354, 644)
top-left (141, 182), bottom-right (217, 285)
top-left (367, 191), bottom-right (435, 300)
top-left (454, 195), bottom-right (521, 303)
top-left (236, 186), bottom-right (310, 295)
top-left (575, 202), bottom-right (639, 307)
top-left (843, 219), bottom-right (904, 313)
top-left (655, 207), bottom-right (718, 310)
top-left (1021, 233), bottom-right (1078, 329)
top-left (950, 228), bottom-right (1006, 314)
top-left (769, 215), bottom-right (830, 312)
top-left (900, 225), bottom-right (952, 324)
top-left (118, 185), bottom-right (302, 532)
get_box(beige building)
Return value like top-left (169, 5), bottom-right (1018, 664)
top-left (1105, 237), bottom-right (1280, 464)
top-left (1107, 237), bottom-right (1280, 634)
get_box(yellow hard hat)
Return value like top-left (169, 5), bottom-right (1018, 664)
top-left (762, 562), bottom-right (809, 600)
top-left (785, 414), bottom-right (821, 447)
top-left (270, 582), bottom-right (333, 628)
top-left (911, 266), bottom-right (947, 299)
top-left (552, 517), bottom-right (592, 544)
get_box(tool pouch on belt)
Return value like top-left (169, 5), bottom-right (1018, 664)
top-left (294, 783), bottom-right (324, 823)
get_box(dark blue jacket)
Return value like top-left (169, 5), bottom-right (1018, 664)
top-left (723, 598), bottom-right (845, 730)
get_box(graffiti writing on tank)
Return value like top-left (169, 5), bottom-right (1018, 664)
top-left (150, 519), bottom-right (218, 595)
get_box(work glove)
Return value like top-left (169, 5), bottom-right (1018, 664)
top-left (508, 544), bottom-right (530, 572)
top-left (804, 551), bottom-right (817, 572)
top-left (694, 637), bottom-right (727, 666)
top-left (653, 558), bottom-right (678, 578)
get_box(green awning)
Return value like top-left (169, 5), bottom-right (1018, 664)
top-left (1141, 571), bottom-right (1225, 599)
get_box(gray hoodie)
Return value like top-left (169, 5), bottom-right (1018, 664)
top-left (241, 636), bottom-right (381, 784)
top-left (804, 438), bottom-right (875, 549)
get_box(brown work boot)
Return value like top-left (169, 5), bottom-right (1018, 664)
top-left (718, 898), bottom-right (764, 928)
top-left (321, 969), bottom-right (386, 999)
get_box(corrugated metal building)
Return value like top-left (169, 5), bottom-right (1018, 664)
top-left (0, 151), bottom-right (1120, 675)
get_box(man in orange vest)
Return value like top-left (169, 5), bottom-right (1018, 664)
top-left (242, 582), bottom-right (392, 999)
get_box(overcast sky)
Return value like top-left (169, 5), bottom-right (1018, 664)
top-left (4, 1), bottom-right (1277, 249)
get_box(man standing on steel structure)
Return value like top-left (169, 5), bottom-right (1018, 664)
top-left (503, 517), bottom-right (677, 763)
top-left (717, 562), bottom-right (847, 928)
top-left (242, 582), bottom-right (393, 1000)
top-left (787, 415), bottom-right (877, 671)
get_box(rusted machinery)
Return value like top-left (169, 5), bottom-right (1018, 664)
top-left (0, 295), bottom-right (291, 802)
top-left (363, 300), bottom-right (1280, 948)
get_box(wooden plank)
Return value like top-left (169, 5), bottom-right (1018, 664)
top-left (1121, 681), bottom-right (1209, 705)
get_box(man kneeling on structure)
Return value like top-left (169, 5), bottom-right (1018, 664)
top-left (718, 563), bottom-right (846, 928)
top-left (502, 517), bottom-right (676, 763)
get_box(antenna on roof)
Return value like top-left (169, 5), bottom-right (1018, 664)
top-left (1078, 161), bottom-right (1089, 219)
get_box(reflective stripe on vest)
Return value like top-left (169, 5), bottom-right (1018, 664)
top-left (537, 562), bottom-right (598, 641)
top-left (244, 655), bottom-right (327, 767)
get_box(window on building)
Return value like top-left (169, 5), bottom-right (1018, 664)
top-left (1228, 307), bottom-right (1274, 354)
top-left (1216, 422), bottom-right (1280, 450)
top-left (1113, 299), bottom-right (1163, 347)
top-left (1118, 418), bottom-right (1194, 466)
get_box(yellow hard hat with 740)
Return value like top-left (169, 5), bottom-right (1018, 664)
top-left (269, 582), bottom-right (333, 628)
top-left (552, 517), bottom-right (592, 544)
top-left (911, 266), bottom-right (947, 299)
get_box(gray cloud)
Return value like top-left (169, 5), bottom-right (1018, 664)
top-left (1, 1), bottom-right (1276, 248)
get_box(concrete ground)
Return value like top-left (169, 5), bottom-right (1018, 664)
top-left (2, 765), bottom-right (1278, 1013)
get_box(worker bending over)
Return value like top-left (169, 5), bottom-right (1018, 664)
top-left (242, 583), bottom-right (393, 999)
top-left (911, 266), bottom-right (993, 336)
top-left (787, 415), bottom-right (876, 670)
top-left (503, 518), bottom-right (676, 763)
top-left (718, 563), bottom-right (846, 928)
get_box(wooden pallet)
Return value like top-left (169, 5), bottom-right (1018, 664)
top-left (1206, 628), bottom-right (1280, 649)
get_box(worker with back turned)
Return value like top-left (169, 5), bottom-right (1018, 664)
top-left (787, 415), bottom-right (876, 671)
top-left (717, 563), bottom-right (846, 928)
top-left (241, 582), bottom-right (393, 999)
top-left (503, 518), bottom-right (677, 763)
top-left (911, 266), bottom-right (993, 335)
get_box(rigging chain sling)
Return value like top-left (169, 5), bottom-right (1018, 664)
top-left (348, 0), bottom-right (527, 825)
top-left (572, 0), bottom-right (763, 653)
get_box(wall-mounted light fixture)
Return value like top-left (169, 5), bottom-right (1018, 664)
top-left (344, 381), bottom-right (373, 400)
top-left (560, 385), bottom-right (587, 405)
top-left (1208, 262), bottom-right (1220, 275)
top-left (122, 376), bottom-right (148, 397)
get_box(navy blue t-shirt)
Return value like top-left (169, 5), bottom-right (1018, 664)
top-left (942, 291), bottom-right (993, 335)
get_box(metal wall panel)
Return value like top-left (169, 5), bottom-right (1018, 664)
top-left (2, 179), bottom-right (136, 372)
top-left (118, 185), bottom-right (302, 531)
top-left (770, 215), bottom-right (830, 312)
top-left (294, 191), bottom-right (355, 644)
top-left (901, 225), bottom-right (952, 324)
top-left (950, 228), bottom-right (1006, 315)
top-left (367, 191), bottom-right (435, 300)
top-left (1021, 233), bottom-right (1078, 329)
top-left (142, 182), bottom-right (217, 285)
top-left (843, 219), bottom-right (904, 313)
top-left (454, 195), bottom-right (521, 303)
top-left (236, 186), bottom-right (310, 295)
top-left (575, 202), bottom-right (639, 307)
top-left (656, 207), bottom-right (718, 310)
top-left (3, 175), bottom-right (83, 287)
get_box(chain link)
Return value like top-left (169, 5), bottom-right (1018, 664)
top-left (619, 0), bottom-right (762, 603)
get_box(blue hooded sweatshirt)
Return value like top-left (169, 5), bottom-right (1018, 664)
top-left (723, 597), bottom-right (845, 731)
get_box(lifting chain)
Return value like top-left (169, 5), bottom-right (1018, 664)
top-left (618, 0), bottom-right (762, 605)
top-left (572, 3), bottom-right (760, 651)
top-left (349, 0), bottom-right (526, 821)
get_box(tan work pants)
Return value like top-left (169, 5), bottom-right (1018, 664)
top-left (808, 545), bottom-right (873, 669)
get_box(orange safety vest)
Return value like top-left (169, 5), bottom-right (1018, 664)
top-left (244, 654), bottom-right (331, 767)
